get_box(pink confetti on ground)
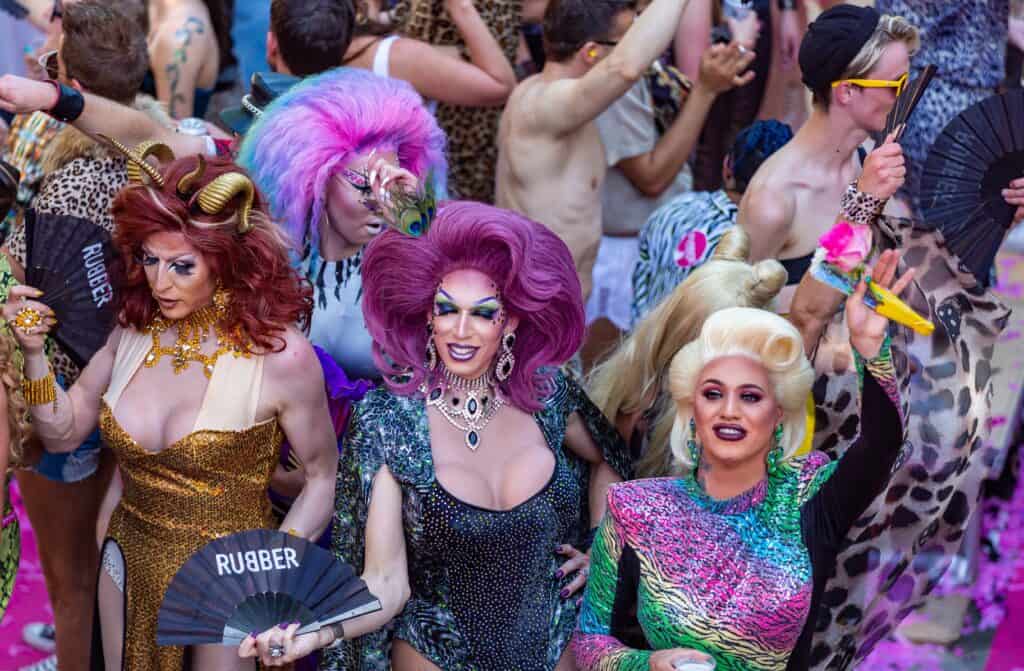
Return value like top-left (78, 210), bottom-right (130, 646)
top-left (0, 481), bottom-right (51, 669)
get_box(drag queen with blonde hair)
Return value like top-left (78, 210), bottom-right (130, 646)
top-left (574, 252), bottom-right (909, 670)
top-left (587, 227), bottom-right (786, 476)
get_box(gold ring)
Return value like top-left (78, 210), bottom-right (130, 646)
top-left (13, 306), bottom-right (43, 332)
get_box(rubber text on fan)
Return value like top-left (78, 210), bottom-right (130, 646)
top-left (82, 242), bottom-right (113, 308)
top-left (215, 548), bottom-right (300, 576)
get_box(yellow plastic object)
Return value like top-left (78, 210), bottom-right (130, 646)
top-left (868, 281), bottom-right (935, 336)
top-left (795, 394), bottom-right (816, 456)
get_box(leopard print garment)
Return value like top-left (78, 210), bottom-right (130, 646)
top-left (8, 134), bottom-right (128, 386)
top-left (390, 0), bottom-right (523, 202)
top-left (807, 215), bottom-right (1010, 669)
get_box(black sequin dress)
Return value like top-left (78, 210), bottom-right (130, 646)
top-left (323, 371), bottom-right (632, 671)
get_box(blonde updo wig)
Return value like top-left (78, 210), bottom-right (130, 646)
top-left (667, 307), bottom-right (814, 471)
top-left (586, 227), bottom-right (786, 477)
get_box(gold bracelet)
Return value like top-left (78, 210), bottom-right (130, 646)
top-left (22, 371), bottom-right (57, 411)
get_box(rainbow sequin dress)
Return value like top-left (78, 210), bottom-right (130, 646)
top-left (573, 354), bottom-right (902, 670)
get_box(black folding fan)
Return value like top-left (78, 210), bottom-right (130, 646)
top-left (156, 529), bottom-right (380, 647)
top-left (884, 64), bottom-right (936, 140)
top-left (24, 209), bottom-right (117, 368)
top-left (919, 88), bottom-right (1024, 284)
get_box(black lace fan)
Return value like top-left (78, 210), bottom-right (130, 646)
top-left (156, 529), bottom-right (380, 647)
top-left (919, 89), bottom-right (1024, 284)
top-left (24, 210), bottom-right (117, 368)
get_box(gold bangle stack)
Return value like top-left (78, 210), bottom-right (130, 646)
top-left (22, 371), bottom-right (57, 412)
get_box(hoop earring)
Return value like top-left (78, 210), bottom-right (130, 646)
top-left (425, 322), bottom-right (437, 371)
top-left (766, 424), bottom-right (784, 476)
top-left (687, 417), bottom-right (701, 466)
top-left (495, 331), bottom-right (516, 381)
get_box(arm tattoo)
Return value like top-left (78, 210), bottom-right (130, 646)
top-left (165, 16), bottom-right (205, 118)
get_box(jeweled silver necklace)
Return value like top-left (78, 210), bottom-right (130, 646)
top-left (425, 368), bottom-right (504, 451)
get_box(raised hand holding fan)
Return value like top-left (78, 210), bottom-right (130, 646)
top-left (24, 209), bottom-right (117, 368)
top-left (157, 529), bottom-right (380, 647)
top-left (919, 89), bottom-right (1024, 285)
top-left (883, 65), bottom-right (936, 140)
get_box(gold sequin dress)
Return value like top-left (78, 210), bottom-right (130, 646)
top-left (98, 329), bottom-right (282, 670)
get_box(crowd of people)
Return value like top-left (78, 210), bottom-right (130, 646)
top-left (0, 1), bottom-right (1021, 671)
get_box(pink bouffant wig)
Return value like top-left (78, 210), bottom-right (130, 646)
top-left (238, 67), bottom-right (448, 247)
top-left (361, 201), bottom-right (585, 412)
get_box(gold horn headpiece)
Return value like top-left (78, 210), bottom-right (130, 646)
top-left (197, 173), bottom-right (256, 234)
top-left (177, 154), bottom-right (207, 195)
top-left (99, 135), bottom-right (174, 188)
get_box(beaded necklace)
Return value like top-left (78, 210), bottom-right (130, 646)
top-left (143, 303), bottom-right (250, 378)
top-left (425, 368), bottom-right (504, 451)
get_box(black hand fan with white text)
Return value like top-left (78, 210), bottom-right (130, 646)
top-left (24, 209), bottom-right (117, 368)
top-left (156, 529), bottom-right (380, 647)
top-left (919, 89), bottom-right (1024, 284)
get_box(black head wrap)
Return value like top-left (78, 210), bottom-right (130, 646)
top-left (799, 4), bottom-right (881, 92)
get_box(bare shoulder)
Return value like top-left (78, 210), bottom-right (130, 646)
top-left (261, 327), bottom-right (322, 386)
top-left (738, 179), bottom-right (796, 229)
top-left (506, 76), bottom-right (557, 133)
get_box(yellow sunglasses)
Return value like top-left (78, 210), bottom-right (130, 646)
top-left (831, 72), bottom-right (908, 97)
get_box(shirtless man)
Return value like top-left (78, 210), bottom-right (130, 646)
top-left (496, 0), bottom-right (694, 300)
top-left (737, 5), bottom-right (917, 309)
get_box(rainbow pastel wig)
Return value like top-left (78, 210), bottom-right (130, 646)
top-left (238, 67), bottom-right (448, 247)
top-left (361, 201), bottom-right (585, 412)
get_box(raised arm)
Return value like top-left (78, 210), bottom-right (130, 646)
top-left (1, 284), bottom-right (117, 452)
top-left (269, 332), bottom-right (338, 542)
top-left (672, 0), bottom-right (711, 79)
top-left (534, 0), bottom-right (693, 135)
top-left (150, 15), bottom-right (214, 119)
top-left (388, 0), bottom-right (515, 107)
top-left (0, 75), bottom-right (209, 155)
top-left (802, 251), bottom-right (911, 543)
top-left (616, 43), bottom-right (755, 197)
top-left (788, 133), bottom-right (904, 350)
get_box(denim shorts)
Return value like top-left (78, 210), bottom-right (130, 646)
top-left (32, 373), bottom-right (101, 483)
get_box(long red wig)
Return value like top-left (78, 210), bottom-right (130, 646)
top-left (111, 155), bottom-right (312, 352)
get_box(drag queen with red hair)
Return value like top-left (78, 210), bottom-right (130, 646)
top-left (2, 146), bottom-right (339, 671)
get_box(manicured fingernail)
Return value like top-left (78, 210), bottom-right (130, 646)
top-left (277, 623), bottom-right (288, 630)
top-left (555, 570), bottom-right (564, 579)
top-left (560, 588), bottom-right (570, 598)
top-left (292, 620), bottom-right (300, 626)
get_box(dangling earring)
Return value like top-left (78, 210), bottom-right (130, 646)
top-left (766, 424), bottom-right (784, 476)
top-left (212, 283), bottom-right (230, 317)
top-left (687, 417), bottom-right (701, 466)
top-left (425, 322), bottom-right (438, 371)
top-left (495, 331), bottom-right (516, 382)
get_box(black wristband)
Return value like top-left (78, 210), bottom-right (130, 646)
top-left (777, 0), bottom-right (797, 10)
top-left (46, 81), bottom-right (84, 123)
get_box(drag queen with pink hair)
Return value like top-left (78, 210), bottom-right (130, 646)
top-left (244, 202), bottom-right (632, 670)
top-left (239, 67), bottom-right (448, 382)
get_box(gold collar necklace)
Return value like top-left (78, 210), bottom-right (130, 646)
top-left (143, 303), bottom-right (249, 378)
